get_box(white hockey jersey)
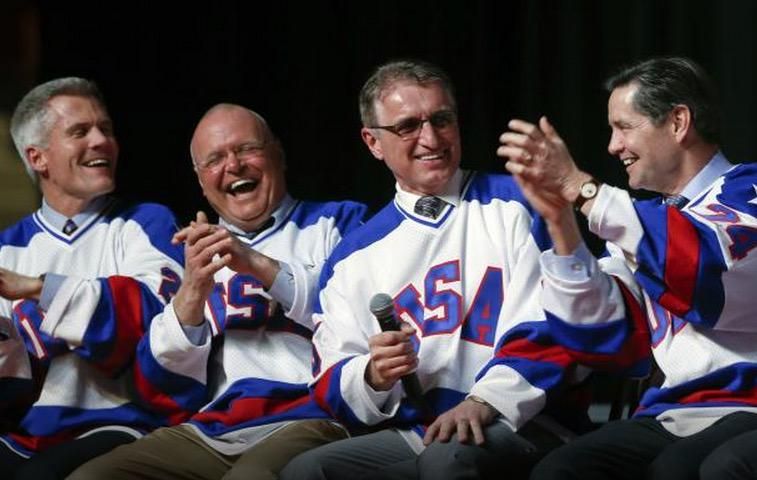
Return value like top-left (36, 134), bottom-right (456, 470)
top-left (542, 161), bottom-right (757, 436)
top-left (176, 195), bottom-right (367, 455)
top-left (312, 170), bottom-right (591, 449)
top-left (0, 198), bottom-right (194, 456)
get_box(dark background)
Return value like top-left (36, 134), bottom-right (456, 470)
top-left (4, 0), bottom-right (757, 222)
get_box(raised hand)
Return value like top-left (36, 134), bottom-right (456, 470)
top-left (498, 116), bottom-right (590, 204)
top-left (172, 211), bottom-right (231, 326)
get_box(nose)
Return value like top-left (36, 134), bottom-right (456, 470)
top-left (607, 129), bottom-right (623, 156)
top-left (224, 151), bottom-right (243, 171)
top-left (88, 126), bottom-right (110, 148)
top-left (417, 119), bottom-right (441, 148)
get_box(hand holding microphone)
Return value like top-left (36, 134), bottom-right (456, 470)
top-left (367, 294), bottom-right (430, 417)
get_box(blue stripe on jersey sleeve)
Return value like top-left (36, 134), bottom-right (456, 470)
top-left (463, 172), bottom-right (552, 251)
top-left (314, 202), bottom-right (405, 314)
top-left (545, 311), bottom-right (630, 355)
top-left (0, 214), bottom-right (42, 248)
top-left (633, 199), bottom-right (726, 327)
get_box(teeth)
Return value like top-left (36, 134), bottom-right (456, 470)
top-left (231, 179), bottom-right (254, 189)
top-left (83, 159), bottom-right (109, 167)
top-left (228, 179), bottom-right (258, 194)
top-left (417, 153), bottom-right (443, 161)
top-left (622, 158), bottom-right (637, 167)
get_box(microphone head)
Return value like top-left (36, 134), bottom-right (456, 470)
top-left (369, 293), bottom-right (394, 317)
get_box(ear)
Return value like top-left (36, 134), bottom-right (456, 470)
top-left (670, 104), bottom-right (692, 143)
top-left (26, 146), bottom-right (47, 175)
top-left (361, 127), bottom-right (384, 160)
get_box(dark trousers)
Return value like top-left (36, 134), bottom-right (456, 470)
top-left (700, 419), bottom-right (757, 480)
top-left (531, 412), bottom-right (757, 480)
top-left (0, 430), bottom-right (135, 480)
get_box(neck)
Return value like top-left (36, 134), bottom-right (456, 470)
top-left (42, 193), bottom-right (92, 218)
top-left (665, 143), bottom-right (718, 196)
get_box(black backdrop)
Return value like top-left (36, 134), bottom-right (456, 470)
top-left (35, 0), bottom-right (757, 222)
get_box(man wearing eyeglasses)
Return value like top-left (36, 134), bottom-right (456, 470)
top-left (69, 104), bottom-right (367, 480)
top-left (280, 60), bottom-right (590, 480)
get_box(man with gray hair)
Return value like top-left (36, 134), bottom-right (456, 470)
top-left (0, 77), bottom-right (200, 479)
top-left (68, 103), bottom-right (367, 480)
top-left (281, 60), bottom-right (590, 480)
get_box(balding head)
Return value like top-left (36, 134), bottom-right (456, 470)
top-left (190, 103), bottom-right (287, 232)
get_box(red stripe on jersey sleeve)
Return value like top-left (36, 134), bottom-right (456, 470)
top-left (98, 276), bottom-right (145, 376)
top-left (659, 208), bottom-right (699, 317)
top-left (191, 395), bottom-right (311, 425)
top-left (133, 361), bottom-right (187, 425)
top-left (498, 338), bottom-right (574, 368)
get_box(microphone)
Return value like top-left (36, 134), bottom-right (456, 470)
top-left (369, 293), bottom-right (431, 418)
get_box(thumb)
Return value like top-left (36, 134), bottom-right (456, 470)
top-left (540, 116), bottom-right (560, 141)
top-left (196, 211), bottom-right (209, 224)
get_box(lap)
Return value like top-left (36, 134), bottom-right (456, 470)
top-left (67, 425), bottom-right (232, 480)
top-left (226, 419), bottom-right (348, 480)
top-left (531, 417), bottom-right (674, 480)
top-left (12, 429), bottom-right (135, 480)
top-left (279, 429), bottom-right (415, 480)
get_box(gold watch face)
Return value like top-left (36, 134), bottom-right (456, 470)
top-left (580, 181), bottom-right (598, 199)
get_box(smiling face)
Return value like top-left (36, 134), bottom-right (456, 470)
top-left (27, 95), bottom-right (118, 216)
top-left (191, 106), bottom-right (286, 232)
top-left (361, 81), bottom-right (461, 196)
top-left (607, 83), bottom-right (684, 194)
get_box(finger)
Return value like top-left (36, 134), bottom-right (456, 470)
top-left (497, 145), bottom-right (534, 162)
top-left (437, 418), bottom-right (454, 443)
top-left (470, 420), bottom-right (486, 446)
top-left (456, 419), bottom-right (470, 444)
top-left (540, 116), bottom-right (561, 142)
top-left (506, 118), bottom-right (537, 135)
top-left (196, 210), bottom-right (209, 224)
top-left (498, 131), bottom-right (533, 147)
top-left (399, 322), bottom-right (416, 336)
top-left (372, 350), bottom-right (417, 371)
top-left (172, 226), bottom-right (192, 244)
top-left (507, 118), bottom-right (543, 141)
top-left (185, 223), bottom-right (223, 247)
top-left (186, 228), bottom-right (228, 253)
top-left (504, 160), bottom-right (526, 176)
top-left (423, 421), bottom-right (441, 445)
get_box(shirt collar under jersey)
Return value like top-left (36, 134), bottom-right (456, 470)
top-left (218, 193), bottom-right (295, 239)
top-left (39, 195), bottom-right (112, 232)
top-left (679, 151), bottom-right (733, 202)
top-left (394, 169), bottom-right (464, 215)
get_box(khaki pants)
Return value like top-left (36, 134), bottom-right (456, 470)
top-left (67, 420), bottom-right (347, 480)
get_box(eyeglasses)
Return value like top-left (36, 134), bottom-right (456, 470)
top-left (368, 110), bottom-right (457, 140)
top-left (195, 140), bottom-right (268, 171)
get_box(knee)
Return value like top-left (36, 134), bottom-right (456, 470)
top-left (224, 465), bottom-right (276, 480)
top-left (418, 436), bottom-right (537, 480)
top-left (647, 454), bottom-right (696, 480)
top-left (279, 449), bottom-right (327, 480)
top-left (529, 446), bottom-right (580, 480)
top-left (700, 445), bottom-right (752, 480)
top-left (65, 458), bottom-right (110, 480)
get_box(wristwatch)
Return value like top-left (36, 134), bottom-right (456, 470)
top-left (574, 178), bottom-right (600, 210)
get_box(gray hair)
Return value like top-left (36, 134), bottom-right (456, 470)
top-left (9, 77), bottom-right (106, 183)
top-left (604, 57), bottom-right (721, 145)
top-left (358, 60), bottom-right (456, 127)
